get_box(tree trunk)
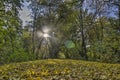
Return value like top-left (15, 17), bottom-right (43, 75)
top-left (118, 3), bottom-right (120, 31)
top-left (32, 16), bottom-right (36, 54)
top-left (79, 0), bottom-right (88, 60)
top-left (32, 1), bottom-right (38, 54)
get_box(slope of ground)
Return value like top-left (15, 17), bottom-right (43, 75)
top-left (0, 59), bottom-right (120, 80)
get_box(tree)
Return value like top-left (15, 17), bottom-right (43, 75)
top-left (0, 0), bottom-right (26, 64)
top-left (104, 0), bottom-right (120, 30)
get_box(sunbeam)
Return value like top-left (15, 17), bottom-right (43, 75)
top-left (36, 26), bottom-right (59, 59)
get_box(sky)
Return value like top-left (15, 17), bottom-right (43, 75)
top-left (19, 0), bottom-right (118, 26)
top-left (19, 1), bottom-right (32, 26)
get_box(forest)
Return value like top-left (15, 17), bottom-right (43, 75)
top-left (0, 0), bottom-right (120, 79)
top-left (0, 0), bottom-right (120, 64)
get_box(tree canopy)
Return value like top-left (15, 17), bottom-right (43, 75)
top-left (0, 0), bottom-right (120, 64)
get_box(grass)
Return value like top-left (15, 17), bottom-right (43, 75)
top-left (0, 59), bottom-right (120, 80)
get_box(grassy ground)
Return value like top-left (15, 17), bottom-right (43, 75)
top-left (0, 59), bottom-right (120, 80)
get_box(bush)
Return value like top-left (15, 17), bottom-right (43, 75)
top-left (8, 52), bottom-right (30, 63)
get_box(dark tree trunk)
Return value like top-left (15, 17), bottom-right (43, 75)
top-left (32, 1), bottom-right (38, 55)
top-left (79, 0), bottom-right (88, 60)
top-left (118, 3), bottom-right (120, 31)
top-left (32, 15), bottom-right (36, 54)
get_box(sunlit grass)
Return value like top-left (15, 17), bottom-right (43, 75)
top-left (0, 59), bottom-right (120, 80)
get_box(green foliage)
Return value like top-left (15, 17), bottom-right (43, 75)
top-left (8, 52), bottom-right (29, 63)
top-left (0, 59), bottom-right (120, 80)
top-left (0, 0), bottom-right (26, 64)
top-left (0, 0), bottom-right (120, 64)
top-left (58, 52), bottom-right (66, 59)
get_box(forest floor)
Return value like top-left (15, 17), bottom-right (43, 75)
top-left (0, 59), bottom-right (120, 80)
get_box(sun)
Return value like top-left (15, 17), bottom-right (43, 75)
top-left (43, 33), bottom-right (50, 38)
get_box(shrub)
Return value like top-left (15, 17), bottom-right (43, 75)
top-left (8, 52), bottom-right (29, 62)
